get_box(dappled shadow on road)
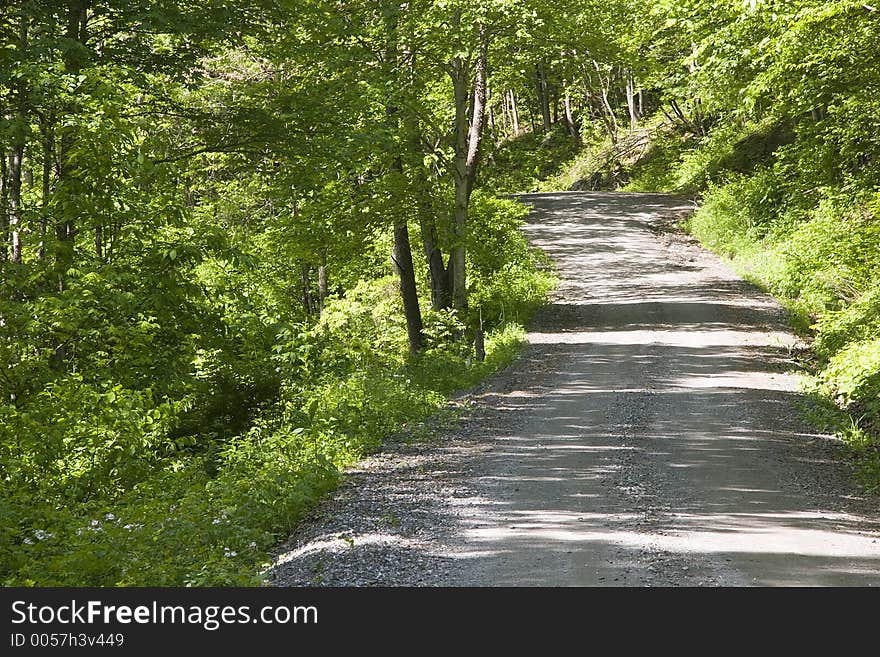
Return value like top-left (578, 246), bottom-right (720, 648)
top-left (268, 191), bottom-right (880, 587)
top-left (442, 191), bottom-right (880, 586)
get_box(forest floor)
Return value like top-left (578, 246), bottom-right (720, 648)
top-left (266, 191), bottom-right (880, 586)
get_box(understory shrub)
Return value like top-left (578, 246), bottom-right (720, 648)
top-left (0, 191), bottom-right (555, 586)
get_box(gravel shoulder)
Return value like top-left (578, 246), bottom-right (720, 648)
top-left (266, 191), bottom-right (880, 587)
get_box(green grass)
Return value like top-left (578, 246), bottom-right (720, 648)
top-left (649, 120), bottom-right (880, 491)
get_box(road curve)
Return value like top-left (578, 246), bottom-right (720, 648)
top-left (447, 191), bottom-right (880, 586)
top-left (269, 191), bottom-right (880, 587)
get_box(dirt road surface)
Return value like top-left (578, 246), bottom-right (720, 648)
top-left (268, 191), bottom-right (880, 586)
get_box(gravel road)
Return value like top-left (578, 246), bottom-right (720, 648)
top-left (267, 191), bottom-right (880, 587)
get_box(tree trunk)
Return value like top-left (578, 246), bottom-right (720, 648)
top-left (552, 85), bottom-right (559, 126)
top-left (56, 0), bottom-right (88, 294)
top-left (626, 70), bottom-right (638, 130)
top-left (300, 262), bottom-right (313, 314)
top-left (8, 148), bottom-right (23, 266)
top-left (500, 90), bottom-right (510, 139)
top-left (385, 1), bottom-right (424, 353)
top-left (1, 141), bottom-right (7, 281)
top-left (39, 125), bottom-right (53, 261)
top-left (487, 86), bottom-right (497, 143)
top-left (591, 61), bottom-right (618, 143)
top-left (537, 62), bottom-right (551, 133)
top-left (402, 32), bottom-right (450, 312)
top-left (8, 10), bottom-right (28, 269)
top-left (474, 327), bottom-right (485, 362)
top-left (407, 126), bottom-right (449, 310)
top-left (526, 101), bottom-right (538, 135)
top-left (422, 221), bottom-right (450, 310)
top-left (392, 220), bottom-right (422, 355)
top-left (508, 90), bottom-right (520, 136)
top-left (317, 250), bottom-right (327, 313)
top-left (688, 44), bottom-right (706, 136)
top-left (449, 23), bottom-right (488, 312)
top-left (563, 90), bottom-right (581, 147)
top-left (95, 215), bottom-right (103, 259)
top-left (450, 57), bottom-right (469, 312)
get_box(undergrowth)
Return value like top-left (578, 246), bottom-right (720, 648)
top-left (0, 196), bottom-right (555, 586)
top-left (622, 113), bottom-right (880, 489)
top-left (535, 106), bottom-right (880, 490)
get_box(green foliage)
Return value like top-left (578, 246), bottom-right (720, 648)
top-left (625, 128), bottom-right (694, 192)
top-left (0, 293), bottom-right (542, 585)
top-left (814, 287), bottom-right (880, 360)
top-left (481, 126), bottom-right (581, 194)
top-left (620, 1), bottom-right (880, 488)
top-left (0, 191), bottom-right (552, 586)
top-left (0, 377), bottom-right (184, 500)
top-left (467, 193), bottom-right (556, 327)
top-left (821, 338), bottom-right (880, 412)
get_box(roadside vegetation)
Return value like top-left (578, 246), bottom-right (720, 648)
top-left (504, 0), bottom-right (880, 490)
top-left (0, 2), bottom-right (557, 586)
top-left (3, 0), bottom-right (878, 586)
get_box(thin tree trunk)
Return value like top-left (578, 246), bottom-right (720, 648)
top-left (8, 148), bottom-right (23, 266)
top-left (687, 44), bottom-right (706, 136)
top-left (449, 22), bottom-right (488, 312)
top-left (8, 10), bottom-right (28, 268)
top-left (317, 250), bottom-right (327, 313)
top-left (537, 62), bottom-right (551, 132)
top-left (563, 89), bottom-right (581, 147)
top-left (509, 90), bottom-right (520, 136)
top-left (300, 262), bottom-right (312, 314)
top-left (392, 220), bottom-right (422, 355)
top-left (386, 1), bottom-right (423, 354)
top-left (500, 90), bottom-right (510, 139)
top-left (410, 133), bottom-right (450, 311)
top-left (487, 86), bottom-right (497, 143)
top-left (450, 55), bottom-right (469, 312)
top-left (56, 0), bottom-right (88, 295)
top-left (552, 85), bottom-right (559, 126)
top-left (626, 70), bottom-right (638, 130)
top-left (474, 309), bottom-right (485, 362)
top-left (403, 33), bottom-right (450, 312)
top-left (39, 125), bottom-right (53, 261)
top-left (419, 213), bottom-right (450, 310)
top-left (592, 60), bottom-right (618, 143)
top-left (527, 101), bottom-right (538, 135)
top-left (1, 141), bottom-right (7, 282)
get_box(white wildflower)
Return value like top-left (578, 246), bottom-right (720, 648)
top-left (89, 519), bottom-right (100, 527)
top-left (212, 519), bottom-right (221, 525)
top-left (248, 541), bottom-right (257, 549)
top-left (224, 548), bottom-right (237, 558)
top-left (23, 538), bottom-right (34, 545)
top-left (33, 530), bottom-right (53, 541)
top-left (105, 513), bottom-right (115, 521)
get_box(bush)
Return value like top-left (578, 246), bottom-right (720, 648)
top-left (480, 126), bottom-right (581, 194)
top-left (821, 338), bottom-right (880, 413)
top-left (0, 201), bottom-right (554, 584)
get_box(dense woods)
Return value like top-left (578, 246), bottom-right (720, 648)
top-left (2, 0), bottom-right (879, 585)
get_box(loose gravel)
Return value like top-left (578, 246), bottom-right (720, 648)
top-left (267, 191), bottom-right (880, 587)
